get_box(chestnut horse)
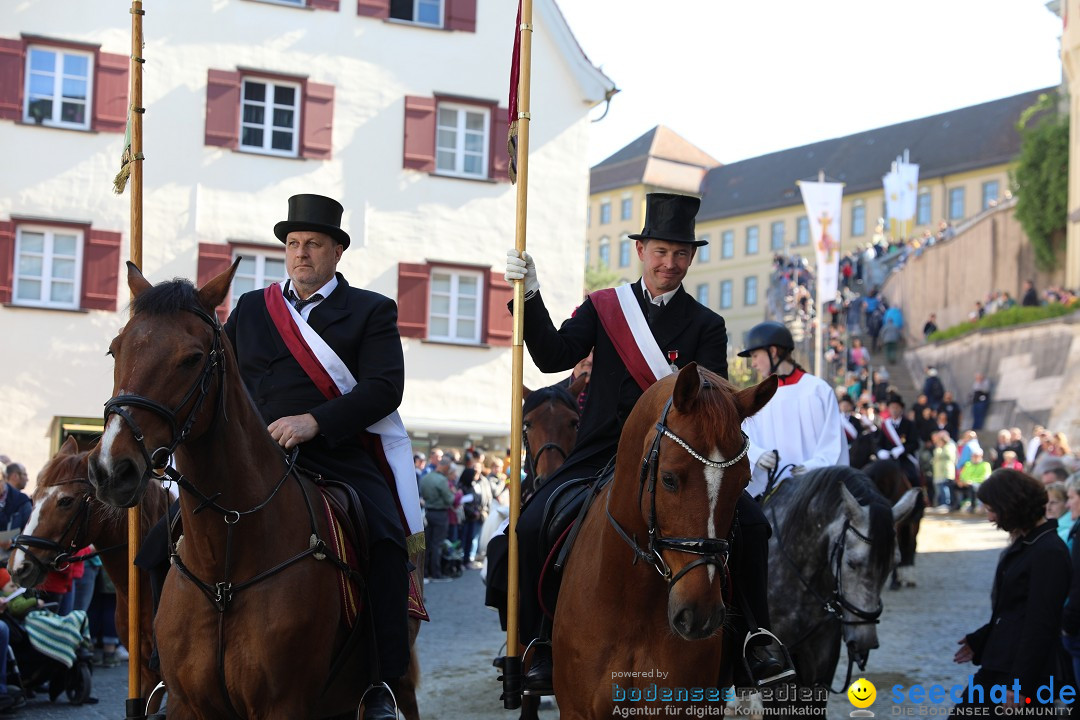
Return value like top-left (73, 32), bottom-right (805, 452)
top-left (10, 435), bottom-right (166, 705)
top-left (520, 375), bottom-right (586, 503)
top-left (552, 364), bottom-right (777, 718)
top-left (86, 262), bottom-right (403, 719)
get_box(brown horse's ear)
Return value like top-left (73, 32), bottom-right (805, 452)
top-left (672, 362), bottom-right (701, 414)
top-left (568, 372), bottom-right (589, 398)
top-left (59, 435), bottom-right (79, 456)
top-left (197, 257), bottom-right (242, 314)
top-left (126, 261), bottom-right (152, 297)
top-left (522, 386), bottom-right (532, 401)
top-left (734, 374), bottom-right (778, 419)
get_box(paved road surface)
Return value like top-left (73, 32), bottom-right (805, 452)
top-left (23, 512), bottom-right (1008, 718)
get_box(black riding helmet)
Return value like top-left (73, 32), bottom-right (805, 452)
top-left (737, 321), bottom-right (795, 358)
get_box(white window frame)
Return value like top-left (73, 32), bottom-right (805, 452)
top-left (949, 188), bottom-right (965, 220)
top-left (618, 236), bottom-right (631, 268)
top-left (696, 283), bottom-right (709, 306)
top-left (435, 102), bottom-right (490, 179)
top-left (24, 45), bottom-right (93, 130)
top-left (744, 276), bottom-right (758, 306)
top-left (796, 217), bottom-right (810, 246)
top-left (428, 267), bottom-right (483, 345)
top-left (852, 202), bottom-right (866, 236)
top-left (240, 77), bottom-right (301, 157)
top-left (600, 199), bottom-right (612, 225)
top-left (722, 231), bottom-right (735, 259)
top-left (697, 236), bottom-right (710, 263)
top-left (620, 194), bottom-right (633, 221)
top-left (390, 0), bottom-right (444, 27)
top-left (916, 192), bottom-right (932, 226)
top-left (230, 250), bottom-right (288, 310)
top-left (598, 236), bottom-right (611, 268)
top-left (719, 280), bottom-right (733, 309)
top-left (982, 181), bottom-right (1000, 211)
top-left (13, 225), bottom-right (83, 310)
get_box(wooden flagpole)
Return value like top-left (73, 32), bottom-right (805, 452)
top-left (504, 0), bottom-right (533, 708)
top-left (126, 0), bottom-right (145, 711)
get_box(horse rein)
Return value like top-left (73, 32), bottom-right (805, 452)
top-left (103, 305), bottom-right (227, 487)
top-left (522, 388), bottom-right (579, 490)
top-left (606, 395), bottom-right (747, 592)
top-left (12, 478), bottom-right (125, 574)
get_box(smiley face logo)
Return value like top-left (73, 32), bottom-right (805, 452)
top-left (848, 677), bottom-right (876, 708)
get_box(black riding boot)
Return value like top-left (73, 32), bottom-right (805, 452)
top-left (362, 684), bottom-right (398, 720)
top-left (522, 618), bottom-right (553, 694)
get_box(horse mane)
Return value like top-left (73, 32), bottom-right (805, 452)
top-left (131, 277), bottom-right (200, 316)
top-left (523, 384), bottom-right (577, 417)
top-left (779, 465), bottom-right (895, 571)
top-left (682, 368), bottom-right (743, 447)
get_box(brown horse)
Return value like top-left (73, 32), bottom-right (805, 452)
top-left (85, 262), bottom-right (409, 719)
top-left (552, 364), bottom-right (776, 718)
top-left (520, 375), bottom-right (587, 502)
top-left (10, 435), bottom-right (166, 705)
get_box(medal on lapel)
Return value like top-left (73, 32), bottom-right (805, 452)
top-left (667, 350), bottom-right (678, 373)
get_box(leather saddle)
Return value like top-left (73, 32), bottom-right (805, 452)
top-left (311, 474), bottom-right (371, 576)
top-left (539, 464), bottom-right (614, 567)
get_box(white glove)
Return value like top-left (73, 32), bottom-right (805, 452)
top-left (505, 249), bottom-right (539, 296)
top-left (876, 449), bottom-right (890, 460)
top-left (790, 465), bottom-right (807, 476)
top-left (890, 446), bottom-right (904, 459)
top-left (756, 450), bottom-right (778, 471)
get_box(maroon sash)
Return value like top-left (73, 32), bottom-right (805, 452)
top-left (590, 288), bottom-right (660, 392)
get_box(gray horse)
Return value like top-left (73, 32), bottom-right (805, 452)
top-left (764, 466), bottom-right (917, 690)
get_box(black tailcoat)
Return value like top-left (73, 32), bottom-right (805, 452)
top-left (223, 273), bottom-right (406, 550)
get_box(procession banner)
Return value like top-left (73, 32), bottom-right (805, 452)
top-left (798, 180), bottom-right (844, 303)
top-left (898, 160), bottom-right (920, 223)
top-left (882, 169), bottom-right (902, 226)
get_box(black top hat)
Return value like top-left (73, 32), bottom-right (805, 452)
top-left (274, 194), bottom-right (351, 250)
top-left (628, 193), bottom-right (705, 247)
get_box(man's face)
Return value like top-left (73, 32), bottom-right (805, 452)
top-left (748, 348), bottom-right (774, 378)
top-left (888, 402), bottom-right (903, 420)
top-left (943, 392), bottom-right (953, 403)
top-left (636, 239), bottom-right (694, 295)
top-left (286, 231), bottom-right (343, 294)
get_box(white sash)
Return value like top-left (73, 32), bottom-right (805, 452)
top-left (282, 298), bottom-right (424, 541)
top-left (840, 414), bottom-right (858, 441)
top-left (614, 283), bottom-right (673, 383)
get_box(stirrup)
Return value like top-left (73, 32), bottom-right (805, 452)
top-left (741, 629), bottom-right (796, 688)
top-left (359, 682), bottom-right (399, 716)
top-left (144, 681), bottom-right (168, 718)
top-left (521, 637), bottom-right (554, 697)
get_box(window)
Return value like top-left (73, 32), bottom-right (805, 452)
top-left (429, 268), bottom-right (482, 344)
top-left (24, 46), bottom-right (92, 129)
top-left (620, 195), bottom-right (632, 221)
top-left (796, 217), bottom-right (809, 246)
top-left (916, 192), bottom-right (932, 226)
top-left (600, 200), bottom-right (611, 225)
top-left (598, 237), bottom-right (610, 268)
top-left (722, 231), bottom-right (735, 259)
top-left (240, 78), bottom-right (300, 156)
top-left (230, 252), bottom-right (287, 309)
top-left (770, 222), bottom-right (784, 252)
top-left (390, 0), bottom-right (443, 26)
top-left (719, 280), bottom-right (733, 309)
top-left (697, 236), bottom-right (710, 263)
top-left (744, 276), bottom-right (758, 306)
top-left (436, 103), bottom-right (489, 179)
top-left (696, 283), bottom-right (709, 306)
top-left (949, 188), bottom-right (965, 220)
top-left (982, 181), bottom-right (1000, 211)
top-left (746, 227), bottom-right (759, 255)
top-left (207, 70), bottom-right (335, 160)
top-left (618, 237), bottom-right (631, 268)
top-left (13, 225), bottom-right (81, 308)
top-left (586, 206), bottom-right (591, 228)
top-left (851, 203), bottom-right (866, 236)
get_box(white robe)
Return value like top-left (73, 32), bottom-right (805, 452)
top-left (743, 370), bottom-right (848, 498)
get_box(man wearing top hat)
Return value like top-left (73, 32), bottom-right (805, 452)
top-left (502, 192), bottom-right (783, 691)
top-left (223, 194), bottom-right (409, 719)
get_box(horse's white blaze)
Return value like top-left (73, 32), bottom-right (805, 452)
top-left (12, 487), bottom-right (57, 572)
top-left (98, 402), bottom-right (126, 472)
top-left (704, 448), bottom-right (724, 583)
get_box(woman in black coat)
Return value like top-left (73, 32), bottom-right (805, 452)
top-left (952, 469), bottom-right (1071, 711)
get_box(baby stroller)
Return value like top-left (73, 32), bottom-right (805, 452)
top-left (6, 603), bottom-right (94, 705)
top-left (440, 539), bottom-right (464, 579)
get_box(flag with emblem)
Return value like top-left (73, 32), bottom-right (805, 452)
top-left (798, 179), bottom-right (844, 303)
top-left (507, 0), bottom-right (523, 183)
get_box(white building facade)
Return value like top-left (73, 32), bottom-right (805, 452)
top-left (0, 0), bottom-right (612, 478)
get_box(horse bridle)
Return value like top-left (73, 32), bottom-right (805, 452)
top-left (12, 478), bottom-right (125, 574)
top-left (522, 389), bottom-right (578, 488)
top-left (103, 305), bottom-right (226, 485)
top-left (606, 396), bottom-right (748, 591)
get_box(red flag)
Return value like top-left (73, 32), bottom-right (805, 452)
top-left (507, 0), bottom-right (522, 183)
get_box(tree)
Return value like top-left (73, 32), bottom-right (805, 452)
top-left (584, 265), bottom-right (618, 293)
top-left (1012, 92), bottom-right (1069, 272)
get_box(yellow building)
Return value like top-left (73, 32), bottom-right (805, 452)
top-left (588, 88), bottom-right (1052, 355)
top-left (1060, 0), bottom-right (1080, 288)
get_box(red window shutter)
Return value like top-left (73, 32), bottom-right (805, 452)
top-left (0, 39), bottom-right (23, 122)
top-left (309, 0), bottom-right (340, 9)
top-left (92, 51), bottom-right (128, 133)
top-left (197, 242), bottom-right (233, 321)
top-left (204, 69), bottom-right (241, 149)
top-left (0, 221), bottom-right (14, 303)
top-left (396, 262), bottom-right (429, 339)
top-left (357, 0), bottom-right (389, 18)
top-left (81, 229), bottom-right (122, 311)
top-left (484, 270), bottom-right (512, 346)
top-left (301, 81), bottom-right (334, 160)
top-left (489, 105), bottom-right (510, 183)
top-left (403, 96), bottom-right (436, 172)
top-left (445, 0), bottom-right (477, 32)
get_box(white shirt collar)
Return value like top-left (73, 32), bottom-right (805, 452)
top-left (283, 275), bottom-right (338, 321)
top-left (640, 278), bottom-right (679, 306)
